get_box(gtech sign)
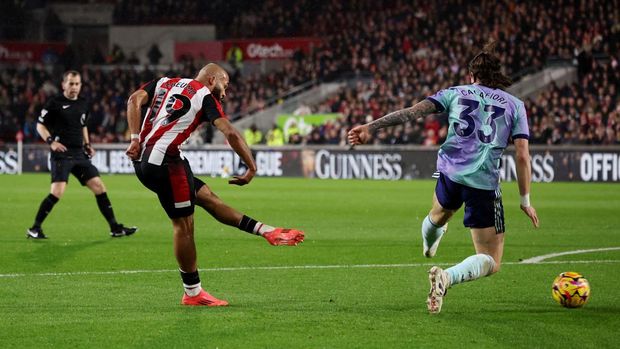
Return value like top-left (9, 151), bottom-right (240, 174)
top-left (222, 38), bottom-right (322, 61)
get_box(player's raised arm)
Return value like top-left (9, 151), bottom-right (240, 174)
top-left (125, 89), bottom-right (149, 160)
top-left (514, 138), bottom-right (539, 228)
top-left (213, 117), bottom-right (257, 186)
top-left (348, 99), bottom-right (437, 145)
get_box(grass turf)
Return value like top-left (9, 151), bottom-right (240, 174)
top-left (0, 174), bottom-right (619, 348)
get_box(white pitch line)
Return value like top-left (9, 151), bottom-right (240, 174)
top-left (520, 247), bottom-right (620, 264)
top-left (1, 259), bottom-right (619, 279)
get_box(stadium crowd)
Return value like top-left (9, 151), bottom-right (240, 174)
top-left (0, 0), bottom-right (618, 146)
top-left (299, 56), bottom-right (620, 146)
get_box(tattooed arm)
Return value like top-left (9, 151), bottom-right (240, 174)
top-left (348, 99), bottom-right (437, 145)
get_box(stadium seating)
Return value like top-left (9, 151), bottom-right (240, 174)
top-left (0, 0), bottom-right (617, 145)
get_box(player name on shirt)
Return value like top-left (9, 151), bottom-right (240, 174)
top-left (450, 87), bottom-right (509, 105)
top-left (161, 80), bottom-right (197, 95)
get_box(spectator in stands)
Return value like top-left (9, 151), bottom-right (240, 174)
top-left (285, 120), bottom-right (302, 144)
top-left (306, 129), bottom-right (324, 145)
top-left (266, 124), bottom-right (285, 146)
top-left (289, 133), bottom-right (303, 144)
top-left (243, 124), bottom-right (263, 146)
top-left (109, 44), bottom-right (125, 64)
top-left (2, 0), bottom-right (619, 147)
top-left (226, 43), bottom-right (243, 81)
top-left (577, 46), bottom-right (594, 80)
top-left (147, 44), bottom-right (163, 65)
top-left (22, 115), bottom-right (38, 142)
top-left (293, 103), bottom-right (311, 116)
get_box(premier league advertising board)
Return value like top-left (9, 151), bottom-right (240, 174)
top-left (1, 144), bottom-right (619, 183)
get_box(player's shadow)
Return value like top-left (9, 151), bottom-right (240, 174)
top-left (456, 304), bottom-right (617, 315)
top-left (579, 305), bottom-right (620, 314)
top-left (18, 239), bottom-right (108, 269)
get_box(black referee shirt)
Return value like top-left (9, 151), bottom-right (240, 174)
top-left (38, 94), bottom-right (90, 149)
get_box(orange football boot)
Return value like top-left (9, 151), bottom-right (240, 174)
top-left (263, 228), bottom-right (305, 246)
top-left (182, 289), bottom-right (229, 306)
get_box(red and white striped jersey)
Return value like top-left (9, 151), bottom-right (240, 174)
top-left (138, 77), bottom-right (227, 165)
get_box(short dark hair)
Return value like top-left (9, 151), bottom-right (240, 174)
top-left (62, 70), bottom-right (80, 81)
top-left (468, 41), bottom-right (512, 89)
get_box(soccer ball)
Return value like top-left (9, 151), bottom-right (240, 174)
top-left (551, 272), bottom-right (590, 308)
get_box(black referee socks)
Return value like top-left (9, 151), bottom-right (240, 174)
top-left (32, 194), bottom-right (59, 228)
top-left (95, 192), bottom-right (118, 229)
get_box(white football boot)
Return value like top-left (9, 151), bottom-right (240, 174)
top-left (427, 266), bottom-right (451, 314)
top-left (422, 224), bottom-right (447, 258)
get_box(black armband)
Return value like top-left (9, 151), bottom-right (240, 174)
top-left (46, 136), bottom-right (54, 145)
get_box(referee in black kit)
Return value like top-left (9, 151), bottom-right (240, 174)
top-left (26, 70), bottom-right (137, 239)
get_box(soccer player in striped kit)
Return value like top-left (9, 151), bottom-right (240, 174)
top-left (125, 63), bottom-right (303, 306)
top-left (348, 42), bottom-right (539, 314)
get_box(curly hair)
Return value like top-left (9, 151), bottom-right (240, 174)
top-left (468, 41), bottom-right (512, 89)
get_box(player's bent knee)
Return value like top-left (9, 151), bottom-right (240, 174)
top-left (430, 207), bottom-right (454, 227)
top-left (85, 177), bottom-right (106, 193)
top-left (196, 190), bottom-right (222, 211)
top-left (50, 184), bottom-right (66, 198)
top-left (51, 190), bottom-right (65, 198)
top-left (196, 195), bottom-right (216, 210)
top-left (94, 184), bottom-right (106, 194)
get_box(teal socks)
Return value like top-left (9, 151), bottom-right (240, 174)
top-left (422, 215), bottom-right (445, 251)
top-left (446, 254), bottom-right (496, 286)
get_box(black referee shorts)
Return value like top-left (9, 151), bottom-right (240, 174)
top-left (133, 158), bottom-right (196, 219)
top-left (49, 151), bottom-right (100, 185)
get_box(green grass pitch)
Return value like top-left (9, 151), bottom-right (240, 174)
top-left (1, 174), bottom-right (619, 348)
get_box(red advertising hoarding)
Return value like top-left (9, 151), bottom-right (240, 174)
top-left (0, 42), bottom-right (66, 63)
top-left (175, 37), bottom-right (322, 62)
top-left (174, 41), bottom-right (223, 62)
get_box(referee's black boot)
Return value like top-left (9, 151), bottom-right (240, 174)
top-left (110, 224), bottom-right (138, 237)
top-left (26, 227), bottom-right (47, 239)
